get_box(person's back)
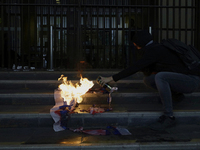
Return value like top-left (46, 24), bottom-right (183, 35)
top-left (140, 42), bottom-right (189, 76)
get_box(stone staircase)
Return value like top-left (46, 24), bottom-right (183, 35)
top-left (0, 71), bottom-right (200, 150)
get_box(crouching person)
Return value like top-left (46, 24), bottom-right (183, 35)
top-left (99, 30), bottom-right (200, 131)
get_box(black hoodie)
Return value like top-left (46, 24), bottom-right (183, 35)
top-left (112, 41), bottom-right (191, 82)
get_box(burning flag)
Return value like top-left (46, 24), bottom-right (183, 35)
top-left (58, 74), bottom-right (94, 106)
top-left (50, 75), bottom-right (94, 132)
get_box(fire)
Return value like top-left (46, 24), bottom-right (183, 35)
top-left (58, 75), bottom-right (94, 104)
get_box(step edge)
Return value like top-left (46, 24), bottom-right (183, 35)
top-left (0, 80), bottom-right (143, 83)
top-left (1, 92), bottom-right (200, 97)
top-left (1, 111), bottom-right (200, 118)
top-left (0, 142), bottom-right (199, 150)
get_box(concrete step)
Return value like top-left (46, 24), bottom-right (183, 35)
top-left (0, 92), bottom-right (200, 105)
top-left (0, 103), bottom-right (200, 128)
top-left (0, 91), bottom-right (200, 128)
top-left (0, 71), bottom-right (147, 93)
top-left (0, 70), bottom-right (141, 80)
top-left (1, 80), bottom-right (200, 94)
top-left (0, 79), bottom-right (157, 93)
top-left (1, 111), bottom-right (200, 128)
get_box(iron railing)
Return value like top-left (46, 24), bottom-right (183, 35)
top-left (0, 0), bottom-right (198, 70)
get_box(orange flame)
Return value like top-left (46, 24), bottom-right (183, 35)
top-left (58, 75), bottom-right (94, 104)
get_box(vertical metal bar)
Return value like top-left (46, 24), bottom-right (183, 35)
top-left (103, 5), bottom-right (106, 68)
top-left (135, 1), bottom-right (138, 31)
top-left (109, 3), bottom-right (112, 68)
top-left (153, 0), bottom-right (158, 41)
top-left (78, 0), bottom-right (82, 63)
top-left (1, 4), bottom-right (4, 67)
top-left (47, 3), bottom-right (51, 70)
top-left (173, 0), bottom-right (175, 38)
top-left (122, 5), bottom-right (125, 67)
top-left (90, 6), bottom-right (93, 66)
top-left (19, 3), bottom-right (21, 68)
top-left (60, 5), bottom-right (63, 67)
top-left (40, 5), bottom-right (44, 68)
top-left (115, 6), bottom-right (118, 68)
top-left (50, 25), bottom-right (53, 70)
top-left (53, 5), bottom-right (56, 68)
top-left (34, 0), bottom-right (38, 69)
top-left (185, 0), bottom-right (188, 44)
top-left (96, 6), bottom-right (99, 67)
top-left (128, 6), bottom-right (131, 66)
top-left (179, 0), bottom-right (181, 40)
top-left (21, 1), bottom-right (24, 68)
top-left (7, 4), bottom-right (11, 69)
top-left (141, 0), bottom-right (144, 30)
top-left (166, 0), bottom-right (169, 39)
top-left (195, 0), bottom-right (200, 49)
top-left (28, 1), bottom-right (31, 68)
top-left (83, 6), bottom-right (86, 63)
top-left (191, 0), bottom-right (194, 45)
top-left (67, 5), bottom-right (70, 68)
top-left (159, 0), bottom-right (163, 42)
top-left (14, 4), bottom-right (18, 69)
top-left (147, 0), bottom-right (150, 31)
top-left (133, 0), bottom-right (138, 64)
top-left (74, 5), bottom-right (78, 67)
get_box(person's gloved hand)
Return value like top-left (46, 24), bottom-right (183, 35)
top-left (99, 76), bottom-right (113, 86)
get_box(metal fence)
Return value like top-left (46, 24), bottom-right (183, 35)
top-left (0, 0), bottom-right (199, 70)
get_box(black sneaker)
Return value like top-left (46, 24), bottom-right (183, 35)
top-left (149, 115), bottom-right (176, 131)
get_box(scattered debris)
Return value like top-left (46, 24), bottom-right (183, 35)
top-left (79, 106), bottom-right (112, 114)
top-left (89, 107), bottom-right (105, 115)
top-left (87, 87), bottom-right (109, 94)
top-left (69, 126), bottom-right (132, 136)
top-left (107, 126), bottom-right (132, 135)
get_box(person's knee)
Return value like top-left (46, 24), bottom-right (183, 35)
top-left (155, 72), bottom-right (167, 82)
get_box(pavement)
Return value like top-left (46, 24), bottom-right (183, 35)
top-left (1, 124), bottom-right (200, 150)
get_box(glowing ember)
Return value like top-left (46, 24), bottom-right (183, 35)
top-left (58, 75), bottom-right (94, 104)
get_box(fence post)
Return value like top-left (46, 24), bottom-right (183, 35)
top-left (48, 25), bottom-right (54, 71)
